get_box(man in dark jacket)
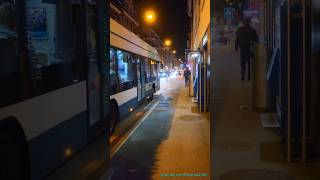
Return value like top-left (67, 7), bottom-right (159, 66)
top-left (184, 67), bottom-right (191, 87)
top-left (235, 18), bottom-right (258, 82)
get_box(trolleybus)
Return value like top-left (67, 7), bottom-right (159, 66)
top-left (0, 1), bottom-right (111, 179)
top-left (0, 1), bottom-right (160, 180)
top-left (109, 18), bottom-right (160, 133)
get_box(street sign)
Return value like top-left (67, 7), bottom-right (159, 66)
top-left (224, 8), bottom-right (235, 21)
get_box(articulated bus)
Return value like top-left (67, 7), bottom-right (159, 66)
top-left (109, 18), bottom-right (160, 133)
top-left (0, 1), bottom-right (108, 179)
top-left (0, 1), bottom-right (159, 180)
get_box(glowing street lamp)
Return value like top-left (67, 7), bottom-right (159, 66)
top-left (172, 50), bottom-right (176, 54)
top-left (144, 10), bottom-right (156, 24)
top-left (164, 39), bottom-right (172, 47)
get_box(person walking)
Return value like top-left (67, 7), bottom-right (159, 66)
top-left (166, 68), bottom-right (170, 79)
top-left (183, 67), bottom-right (191, 87)
top-left (235, 18), bottom-right (259, 82)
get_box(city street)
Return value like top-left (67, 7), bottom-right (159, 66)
top-left (46, 76), bottom-right (210, 180)
top-left (3, 1), bottom-right (320, 180)
top-left (103, 76), bottom-right (210, 179)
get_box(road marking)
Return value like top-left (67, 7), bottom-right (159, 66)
top-left (110, 100), bottom-right (160, 158)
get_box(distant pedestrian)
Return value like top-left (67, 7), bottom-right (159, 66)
top-left (166, 69), bottom-right (170, 79)
top-left (235, 18), bottom-right (258, 82)
top-left (183, 67), bottom-right (191, 87)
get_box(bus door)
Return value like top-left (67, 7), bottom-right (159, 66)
top-left (155, 63), bottom-right (160, 91)
top-left (136, 57), bottom-right (143, 102)
top-left (86, 1), bottom-right (104, 137)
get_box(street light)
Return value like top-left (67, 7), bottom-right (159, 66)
top-left (172, 50), bottom-right (176, 54)
top-left (144, 10), bottom-right (156, 24)
top-left (164, 39), bottom-right (172, 47)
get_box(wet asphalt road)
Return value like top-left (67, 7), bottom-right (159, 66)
top-left (108, 93), bottom-right (177, 179)
top-left (45, 76), bottom-right (210, 180)
top-left (104, 76), bottom-right (210, 180)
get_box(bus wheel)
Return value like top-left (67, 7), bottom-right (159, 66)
top-left (109, 102), bottom-right (119, 136)
top-left (0, 117), bottom-right (30, 180)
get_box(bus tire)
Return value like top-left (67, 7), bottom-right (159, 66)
top-left (109, 101), bottom-right (119, 136)
top-left (0, 117), bottom-right (30, 180)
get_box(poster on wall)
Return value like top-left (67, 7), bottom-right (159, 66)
top-left (27, 7), bottom-right (47, 40)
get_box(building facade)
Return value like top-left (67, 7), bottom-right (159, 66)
top-left (188, 0), bottom-right (210, 111)
top-left (110, 0), bottom-right (173, 68)
top-left (141, 29), bottom-right (178, 69)
top-left (110, 0), bottom-right (140, 34)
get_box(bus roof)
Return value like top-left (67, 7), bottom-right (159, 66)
top-left (110, 18), bottom-right (160, 61)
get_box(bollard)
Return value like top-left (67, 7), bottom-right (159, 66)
top-left (252, 43), bottom-right (271, 109)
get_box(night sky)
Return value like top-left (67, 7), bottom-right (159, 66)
top-left (135, 0), bottom-right (189, 59)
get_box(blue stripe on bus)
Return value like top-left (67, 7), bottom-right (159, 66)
top-left (28, 111), bottom-right (87, 180)
top-left (118, 97), bottom-right (138, 121)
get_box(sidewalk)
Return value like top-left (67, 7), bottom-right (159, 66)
top-left (105, 77), bottom-right (210, 180)
top-left (152, 77), bottom-right (210, 179)
top-left (212, 46), bottom-right (320, 180)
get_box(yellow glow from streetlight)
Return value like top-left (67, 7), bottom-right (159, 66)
top-left (144, 10), bottom-right (156, 24)
top-left (164, 39), bottom-right (172, 46)
top-left (172, 50), bottom-right (176, 54)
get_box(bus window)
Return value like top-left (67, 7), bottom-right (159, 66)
top-left (116, 49), bottom-right (134, 91)
top-left (0, 1), bottom-right (20, 107)
top-left (25, 0), bottom-right (85, 94)
top-left (110, 47), bottom-right (118, 95)
top-left (150, 60), bottom-right (157, 82)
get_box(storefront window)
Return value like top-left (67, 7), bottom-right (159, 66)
top-left (213, 0), bottom-right (265, 46)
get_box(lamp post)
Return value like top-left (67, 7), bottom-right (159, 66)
top-left (171, 50), bottom-right (177, 68)
top-left (163, 39), bottom-right (173, 68)
top-left (164, 39), bottom-right (172, 47)
top-left (144, 9), bottom-right (156, 24)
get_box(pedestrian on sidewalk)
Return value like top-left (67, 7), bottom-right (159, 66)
top-left (183, 67), bottom-right (191, 87)
top-left (166, 68), bottom-right (170, 79)
top-left (235, 18), bottom-right (259, 82)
